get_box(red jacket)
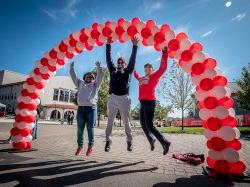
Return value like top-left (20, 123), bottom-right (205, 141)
top-left (134, 52), bottom-right (168, 101)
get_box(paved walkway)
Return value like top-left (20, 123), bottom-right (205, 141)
top-left (0, 121), bottom-right (249, 187)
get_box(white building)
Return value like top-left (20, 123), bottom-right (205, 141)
top-left (0, 70), bottom-right (78, 120)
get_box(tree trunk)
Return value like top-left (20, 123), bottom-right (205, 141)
top-left (119, 115), bottom-right (122, 127)
top-left (97, 113), bottom-right (100, 127)
top-left (181, 108), bottom-right (184, 131)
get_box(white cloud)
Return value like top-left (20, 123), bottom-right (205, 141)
top-left (231, 12), bottom-right (247, 22)
top-left (142, 0), bottom-right (164, 14)
top-left (225, 1), bottom-right (232, 8)
top-left (201, 29), bottom-right (214, 38)
top-left (41, 0), bottom-right (81, 22)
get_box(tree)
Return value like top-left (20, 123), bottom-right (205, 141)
top-left (160, 60), bottom-right (194, 130)
top-left (236, 64), bottom-right (250, 110)
top-left (131, 104), bottom-right (140, 120)
top-left (155, 101), bottom-right (172, 120)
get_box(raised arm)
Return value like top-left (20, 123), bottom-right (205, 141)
top-left (126, 36), bottom-right (139, 73)
top-left (94, 61), bottom-right (104, 89)
top-left (70, 62), bottom-right (81, 88)
top-left (153, 47), bottom-right (168, 79)
top-left (133, 70), bottom-right (141, 81)
top-left (106, 37), bottom-right (115, 72)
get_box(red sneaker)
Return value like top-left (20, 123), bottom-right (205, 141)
top-left (86, 146), bottom-right (93, 156)
top-left (75, 146), bottom-right (83, 156)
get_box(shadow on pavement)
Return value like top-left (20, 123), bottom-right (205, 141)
top-left (153, 175), bottom-right (235, 187)
top-left (0, 159), bottom-right (157, 186)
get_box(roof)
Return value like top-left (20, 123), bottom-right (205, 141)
top-left (0, 81), bottom-right (25, 88)
top-left (43, 104), bottom-right (77, 110)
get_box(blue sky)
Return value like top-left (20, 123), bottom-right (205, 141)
top-left (0, 0), bottom-right (250, 113)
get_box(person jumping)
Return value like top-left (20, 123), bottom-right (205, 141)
top-left (105, 36), bottom-right (139, 152)
top-left (70, 61), bottom-right (104, 156)
top-left (134, 46), bottom-right (171, 155)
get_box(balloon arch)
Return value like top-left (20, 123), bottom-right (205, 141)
top-left (10, 17), bottom-right (246, 175)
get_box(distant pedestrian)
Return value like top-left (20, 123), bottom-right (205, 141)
top-left (32, 108), bottom-right (40, 140)
top-left (70, 112), bottom-right (74, 125)
top-left (67, 112), bottom-right (71, 125)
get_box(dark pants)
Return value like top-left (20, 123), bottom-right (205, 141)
top-left (77, 106), bottom-right (96, 147)
top-left (140, 100), bottom-right (167, 146)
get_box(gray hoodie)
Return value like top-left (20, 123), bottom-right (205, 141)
top-left (70, 65), bottom-right (104, 106)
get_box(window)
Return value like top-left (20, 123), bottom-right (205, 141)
top-left (59, 90), bottom-right (65, 102)
top-left (64, 91), bottom-right (69, 102)
top-left (53, 89), bottom-right (59, 101)
top-left (70, 91), bottom-right (76, 103)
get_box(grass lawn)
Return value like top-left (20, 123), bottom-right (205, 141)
top-left (96, 125), bottom-right (250, 135)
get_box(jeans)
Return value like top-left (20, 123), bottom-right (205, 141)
top-left (77, 106), bottom-right (96, 147)
top-left (32, 117), bottom-right (39, 140)
top-left (140, 100), bottom-right (167, 146)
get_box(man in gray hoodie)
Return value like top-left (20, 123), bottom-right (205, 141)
top-left (70, 61), bottom-right (104, 156)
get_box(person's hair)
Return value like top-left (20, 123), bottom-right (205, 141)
top-left (144, 63), bottom-right (153, 69)
top-left (83, 72), bottom-right (95, 80)
top-left (117, 57), bottom-right (125, 64)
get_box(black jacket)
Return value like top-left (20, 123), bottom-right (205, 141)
top-left (106, 43), bottom-right (137, 95)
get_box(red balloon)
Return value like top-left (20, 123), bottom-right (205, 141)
top-left (96, 38), bottom-right (104, 46)
top-left (168, 39), bottom-right (180, 51)
top-left (131, 17), bottom-right (141, 26)
top-left (195, 85), bottom-right (201, 91)
top-left (47, 64), bottom-right (56, 72)
top-left (92, 22), bottom-right (99, 29)
top-left (210, 137), bottom-right (226, 151)
top-left (41, 58), bottom-right (49, 66)
top-left (117, 18), bottom-right (126, 26)
top-left (127, 25), bottom-right (138, 37)
top-left (191, 63), bottom-right (205, 75)
top-left (21, 89), bottom-right (39, 99)
top-left (65, 51), bottom-right (74, 59)
top-left (154, 32), bottom-right (165, 44)
top-left (85, 42), bottom-right (94, 51)
top-left (204, 96), bottom-right (218, 109)
top-left (178, 59), bottom-right (185, 67)
top-left (35, 82), bottom-right (45, 89)
top-left (26, 141), bottom-right (32, 149)
top-left (168, 50), bottom-right (175, 58)
top-left (49, 49), bottom-right (57, 59)
top-left (79, 33), bottom-right (88, 43)
top-left (34, 68), bottom-right (41, 75)
top-left (26, 77), bottom-right (35, 85)
top-left (20, 128), bottom-right (32, 137)
top-left (230, 161), bottom-right (246, 174)
top-left (206, 117), bottom-right (222, 131)
top-left (146, 20), bottom-right (156, 28)
top-left (18, 102), bottom-right (36, 111)
top-left (203, 58), bottom-right (217, 69)
top-left (141, 27), bottom-right (152, 39)
top-left (15, 115), bottom-right (35, 123)
top-left (11, 127), bottom-right (20, 136)
top-left (200, 78), bottom-right (214, 91)
top-left (40, 73), bottom-right (50, 80)
top-left (181, 50), bottom-right (193, 61)
top-left (102, 26), bottom-right (112, 37)
top-left (176, 32), bottom-right (188, 41)
top-left (213, 76), bottom-right (228, 86)
top-left (219, 97), bottom-right (234, 108)
top-left (154, 43), bottom-right (161, 51)
top-left (160, 24), bottom-right (170, 33)
top-left (226, 139), bottom-right (241, 150)
top-left (141, 39), bottom-right (148, 46)
top-left (197, 102), bottom-right (205, 109)
top-left (115, 26), bottom-right (125, 36)
top-left (190, 42), bottom-right (203, 53)
top-left (214, 160), bottom-right (230, 175)
top-left (13, 142), bottom-right (27, 150)
top-left (206, 157), bottom-right (215, 168)
top-left (104, 21), bottom-right (111, 27)
top-left (90, 29), bottom-right (100, 39)
top-left (59, 41), bottom-right (68, 52)
top-left (57, 59), bottom-right (65, 66)
top-left (69, 37), bottom-right (77, 47)
top-left (202, 120), bottom-right (207, 128)
top-left (221, 116), bottom-right (237, 127)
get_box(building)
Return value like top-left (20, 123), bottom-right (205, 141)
top-left (0, 70), bottom-right (78, 120)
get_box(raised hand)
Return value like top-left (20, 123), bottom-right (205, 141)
top-left (70, 61), bottom-right (74, 68)
top-left (162, 46), bottom-right (168, 54)
top-left (95, 61), bottom-right (101, 67)
top-left (131, 36), bottom-right (139, 46)
top-left (107, 37), bottom-right (112, 44)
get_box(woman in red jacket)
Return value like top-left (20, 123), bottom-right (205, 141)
top-left (134, 47), bottom-right (171, 155)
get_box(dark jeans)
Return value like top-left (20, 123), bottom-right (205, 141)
top-left (77, 106), bottom-right (96, 147)
top-left (32, 117), bottom-right (39, 140)
top-left (140, 100), bottom-right (167, 146)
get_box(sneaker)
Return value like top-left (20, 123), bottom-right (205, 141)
top-left (127, 141), bottom-right (133, 151)
top-left (105, 141), bottom-right (111, 152)
top-left (86, 146), bottom-right (93, 156)
top-left (75, 146), bottom-right (83, 156)
top-left (163, 141), bottom-right (171, 155)
top-left (150, 139), bottom-right (156, 151)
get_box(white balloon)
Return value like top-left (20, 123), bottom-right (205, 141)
top-left (204, 128), bottom-right (216, 139)
top-left (223, 148), bottom-right (239, 162)
top-left (202, 68), bottom-right (217, 79)
top-left (192, 51), bottom-right (206, 63)
top-left (208, 149), bottom-right (223, 160)
top-left (165, 30), bottom-right (175, 42)
top-left (48, 59), bottom-right (57, 67)
top-left (72, 31), bottom-right (81, 41)
top-left (210, 86), bottom-right (227, 99)
top-left (87, 37), bottom-right (95, 46)
top-left (36, 61), bottom-right (43, 68)
top-left (63, 38), bottom-right (70, 46)
top-left (109, 22), bottom-right (117, 31)
top-left (23, 83), bottom-right (37, 93)
top-left (151, 26), bottom-right (159, 35)
top-left (67, 46), bottom-right (75, 54)
top-left (122, 21), bottom-right (130, 30)
top-left (39, 66), bottom-right (49, 74)
top-left (146, 36), bottom-right (154, 46)
top-left (218, 126), bottom-right (236, 141)
top-left (97, 24), bottom-right (104, 32)
top-left (182, 61), bottom-right (193, 73)
top-left (213, 106), bottom-right (229, 119)
top-left (14, 122), bottom-right (35, 129)
top-left (234, 127), bottom-right (241, 139)
top-left (84, 28), bottom-right (91, 36)
top-left (195, 90), bottom-right (209, 101)
top-left (229, 108), bottom-right (236, 116)
top-left (136, 21), bottom-right (145, 31)
top-left (76, 41), bottom-right (85, 51)
top-left (57, 52), bottom-right (66, 61)
top-left (121, 32), bottom-right (130, 41)
top-left (225, 87), bottom-right (232, 97)
top-left (111, 32), bottom-right (118, 41)
top-left (11, 135), bottom-right (23, 143)
top-left (173, 49), bottom-right (182, 59)
top-left (23, 134), bottom-right (33, 142)
top-left (99, 34), bottom-right (107, 43)
top-left (199, 108), bottom-right (213, 120)
top-left (180, 39), bottom-right (191, 51)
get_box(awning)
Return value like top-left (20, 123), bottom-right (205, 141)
top-left (0, 103), bottom-right (6, 108)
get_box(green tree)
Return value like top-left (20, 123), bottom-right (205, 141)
top-left (236, 64), bottom-right (250, 110)
top-left (155, 101), bottom-right (172, 120)
top-left (160, 60), bottom-right (194, 130)
top-left (131, 104), bottom-right (140, 120)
